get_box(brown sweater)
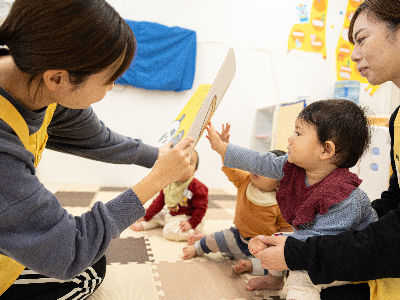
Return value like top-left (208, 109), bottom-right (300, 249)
top-left (222, 167), bottom-right (291, 238)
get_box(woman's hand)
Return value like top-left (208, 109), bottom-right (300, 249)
top-left (205, 122), bottom-right (228, 158)
top-left (158, 142), bottom-right (172, 159)
top-left (132, 137), bottom-right (194, 204)
top-left (250, 235), bottom-right (289, 271)
top-left (151, 136), bottom-right (194, 187)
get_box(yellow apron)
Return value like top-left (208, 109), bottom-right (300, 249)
top-left (360, 110), bottom-right (400, 300)
top-left (0, 94), bottom-right (57, 295)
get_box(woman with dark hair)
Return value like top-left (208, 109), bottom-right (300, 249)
top-left (246, 1), bottom-right (400, 299)
top-left (0, 0), bottom-right (193, 299)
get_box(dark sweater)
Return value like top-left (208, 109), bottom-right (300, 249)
top-left (285, 106), bottom-right (400, 298)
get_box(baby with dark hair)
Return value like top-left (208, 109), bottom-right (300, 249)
top-left (182, 124), bottom-right (291, 279)
top-left (206, 99), bottom-right (378, 299)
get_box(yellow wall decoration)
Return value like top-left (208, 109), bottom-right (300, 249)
top-left (335, 0), bottom-right (379, 95)
top-left (288, 0), bottom-right (328, 59)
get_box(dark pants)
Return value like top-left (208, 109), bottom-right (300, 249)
top-left (2, 256), bottom-right (106, 300)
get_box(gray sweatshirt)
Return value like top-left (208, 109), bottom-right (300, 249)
top-left (0, 87), bottom-right (158, 279)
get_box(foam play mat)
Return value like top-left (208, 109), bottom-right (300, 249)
top-left (51, 184), bottom-right (286, 300)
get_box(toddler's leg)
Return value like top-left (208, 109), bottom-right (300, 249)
top-left (246, 270), bottom-right (285, 291)
top-left (135, 219), bottom-right (161, 230)
top-left (248, 257), bottom-right (267, 276)
top-left (163, 215), bottom-right (193, 241)
top-left (183, 228), bottom-right (240, 260)
top-left (183, 232), bottom-right (220, 260)
top-left (286, 270), bottom-right (321, 300)
top-left (132, 208), bottom-right (169, 231)
top-left (182, 244), bottom-right (197, 259)
top-left (187, 232), bottom-right (206, 245)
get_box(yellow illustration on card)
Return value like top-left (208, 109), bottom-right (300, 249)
top-left (158, 84), bottom-right (211, 146)
top-left (158, 48), bottom-right (236, 149)
top-left (288, 0), bottom-right (328, 58)
top-left (335, 0), bottom-right (379, 95)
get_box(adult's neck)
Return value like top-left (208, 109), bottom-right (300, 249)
top-left (0, 56), bottom-right (52, 111)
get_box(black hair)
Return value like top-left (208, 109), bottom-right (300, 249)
top-left (298, 99), bottom-right (371, 168)
top-left (349, 0), bottom-right (400, 44)
top-left (0, 0), bottom-right (135, 87)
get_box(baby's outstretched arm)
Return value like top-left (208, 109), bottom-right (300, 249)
top-left (206, 122), bottom-right (229, 160)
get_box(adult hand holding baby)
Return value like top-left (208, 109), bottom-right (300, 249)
top-left (249, 235), bottom-right (289, 271)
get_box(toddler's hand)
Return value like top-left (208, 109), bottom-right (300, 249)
top-left (248, 236), bottom-right (268, 255)
top-left (206, 122), bottom-right (228, 157)
top-left (220, 123), bottom-right (231, 143)
top-left (179, 220), bottom-right (192, 232)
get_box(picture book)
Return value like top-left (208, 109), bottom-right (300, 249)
top-left (157, 48), bottom-right (236, 148)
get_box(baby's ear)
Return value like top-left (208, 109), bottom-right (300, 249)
top-left (321, 141), bottom-right (335, 160)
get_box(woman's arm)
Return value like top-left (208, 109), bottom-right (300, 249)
top-left (371, 173), bottom-right (400, 217)
top-left (285, 209), bottom-right (400, 284)
top-left (0, 132), bottom-right (193, 280)
top-left (47, 105), bottom-right (158, 167)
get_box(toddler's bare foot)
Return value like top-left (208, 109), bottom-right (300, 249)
top-left (187, 233), bottom-right (206, 245)
top-left (233, 259), bottom-right (253, 274)
top-left (182, 245), bottom-right (197, 260)
top-left (246, 274), bottom-right (284, 291)
top-left (130, 222), bottom-right (144, 231)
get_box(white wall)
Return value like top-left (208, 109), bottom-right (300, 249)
top-left (36, 0), bottom-right (399, 189)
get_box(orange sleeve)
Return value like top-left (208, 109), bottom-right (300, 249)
top-left (221, 167), bottom-right (249, 188)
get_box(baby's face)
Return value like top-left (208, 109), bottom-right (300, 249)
top-left (249, 173), bottom-right (279, 192)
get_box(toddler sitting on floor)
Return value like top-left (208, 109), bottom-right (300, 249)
top-left (131, 150), bottom-right (208, 242)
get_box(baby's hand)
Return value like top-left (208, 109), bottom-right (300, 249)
top-left (248, 236), bottom-right (268, 255)
top-left (205, 122), bottom-right (228, 157)
top-left (220, 123), bottom-right (231, 143)
top-left (179, 220), bottom-right (192, 232)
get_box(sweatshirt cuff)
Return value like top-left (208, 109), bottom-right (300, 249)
top-left (284, 236), bottom-right (309, 271)
top-left (105, 188), bottom-right (145, 233)
top-left (138, 143), bottom-right (158, 168)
